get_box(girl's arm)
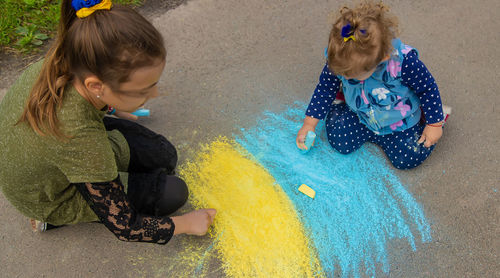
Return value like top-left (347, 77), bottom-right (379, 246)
top-left (113, 110), bottom-right (139, 121)
top-left (107, 107), bottom-right (139, 121)
top-left (73, 176), bottom-right (214, 244)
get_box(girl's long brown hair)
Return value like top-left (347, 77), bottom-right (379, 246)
top-left (327, 1), bottom-right (398, 77)
top-left (18, 0), bottom-right (166, 139)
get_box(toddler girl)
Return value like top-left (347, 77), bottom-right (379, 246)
top-left (296, 1), bottom-right (448, 169)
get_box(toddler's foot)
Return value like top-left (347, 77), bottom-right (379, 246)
top-left (442, 105), bottom-right (452, 125)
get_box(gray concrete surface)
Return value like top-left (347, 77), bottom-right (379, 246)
top-left (1, 0), bottom-right (499, 277)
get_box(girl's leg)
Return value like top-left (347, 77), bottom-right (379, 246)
top-left (374, 123), bottom-right (435, 170)
top-left (103, 117), bottom-right (187, 216)
top-left (325, 103), bottom-right (372, 154)
top-left (127, 169), bottom-right (189, 216)
top-left (103, 117), bottom-right (177, 174)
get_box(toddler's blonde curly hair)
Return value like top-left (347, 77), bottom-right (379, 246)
top-left (327, 1), bottom-right (399, 77)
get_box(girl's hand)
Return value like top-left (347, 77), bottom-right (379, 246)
top-left (171, 209), bottom-right (217, 236)
top-left (418, 124), bottom-right (443, 148)
top-left (296, 116), bottom-right (319, 150)
top-left (114, 110), bottom-right (139, 121)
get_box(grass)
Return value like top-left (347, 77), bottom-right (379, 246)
top-left (0, 0), bottom-right (143, 53)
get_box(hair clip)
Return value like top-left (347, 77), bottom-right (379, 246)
top-left (341, 23), bottom-right (356, 42)
top-left (72, 0), bottom-right (112, 18)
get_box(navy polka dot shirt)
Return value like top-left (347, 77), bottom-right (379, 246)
top-left (306, 50), bottom-right (444, 125)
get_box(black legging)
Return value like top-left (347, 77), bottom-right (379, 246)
top-left (103, 117), bottom-right (188, 216)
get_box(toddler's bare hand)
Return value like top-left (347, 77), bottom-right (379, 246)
top-left (418, 124), bottom-right (443, 148)
top-left (296, 125), bottom-right (315, 150)
top-left (296, 116), bottom-right (319, 150)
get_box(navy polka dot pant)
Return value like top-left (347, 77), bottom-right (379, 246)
top-left (325, 103), bottom-right (435, 170)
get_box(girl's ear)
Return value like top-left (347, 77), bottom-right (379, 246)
top-left (83, 76), bottom-right (104, 96)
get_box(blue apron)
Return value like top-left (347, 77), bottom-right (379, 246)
top-left (337, 39), bottom-right (421, 135)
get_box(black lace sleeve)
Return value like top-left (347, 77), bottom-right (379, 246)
top-left (73, 176), bottom-right (175, 244)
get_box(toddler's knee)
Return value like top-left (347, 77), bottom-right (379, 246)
top-left (387, 144), bottom-right (433, 170)
top-left (390, 158), bottom-right (422, 170)
top-left (329, 139), bottom-right (359, 155)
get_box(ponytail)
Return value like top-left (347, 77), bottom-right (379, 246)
top-left (18, 0), bottom-right (77, 138)
top-left (18, 0), bottom-right (166, 139)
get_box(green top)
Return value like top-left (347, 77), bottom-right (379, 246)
top-left (0, 60), bottom-right (130, 225)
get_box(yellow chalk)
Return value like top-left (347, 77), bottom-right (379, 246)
top-left (298, 184), bottom-right (316, 199)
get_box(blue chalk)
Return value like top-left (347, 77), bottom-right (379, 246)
top-left (301, 131), bottom-right (316, 153)
top-left (132, 108), bottom-right (150, 117)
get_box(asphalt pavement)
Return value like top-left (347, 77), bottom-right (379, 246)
top-left (0, 0), bottom-right (498, 277)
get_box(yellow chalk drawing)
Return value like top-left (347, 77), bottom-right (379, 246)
top-left (127, 236), bottom-right (224, 278)
top-left (179, 137), bottom-right (324, 278)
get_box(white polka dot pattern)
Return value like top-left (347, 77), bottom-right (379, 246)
top-left (325, 103), bottom-right (435, 170)
top-left (400, 50), bottom-right (444, 124)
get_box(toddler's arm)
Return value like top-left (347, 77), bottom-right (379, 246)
top-left (401, 50), bottom-right (444, 147)
top-left (297, 64), bottom-right (341, 149)
top-left (305, 64), bottom-right (341, 120)
top-left (401, 50), bottom-right (444, 124)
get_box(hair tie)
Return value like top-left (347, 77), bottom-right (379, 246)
top-left (72, 0), bottom-right (112, 18)
top-left (341, 24), bottom-right (366, 42)
top-left (341, 23), bottom-right (356, 42)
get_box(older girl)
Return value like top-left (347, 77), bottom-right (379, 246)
top-left (0, 0), bottom-right (215, 243)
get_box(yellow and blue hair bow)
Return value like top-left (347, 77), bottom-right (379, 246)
top-left (343, 35), bottom-right (356, 42)
top-left (341, 23), bottom-right (368, 42)
top-left (341, 23), bottom-right (355, 42)
top-left (72, 0), bottom-right (112, 18)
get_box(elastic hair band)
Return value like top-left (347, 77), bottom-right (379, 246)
top-left (341, 23), bottom-right (366, 42)
top-left (343, 35), bottom-right (355, 42)
top-left (72, 0), bottom-right (112, 18)
top-left (341, 23), bottom-right (355, 42)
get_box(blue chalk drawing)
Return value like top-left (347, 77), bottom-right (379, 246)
top-left (193, 232), bottom-right (224, 278)
top-left (236, 102), bottom-right (431, 278)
